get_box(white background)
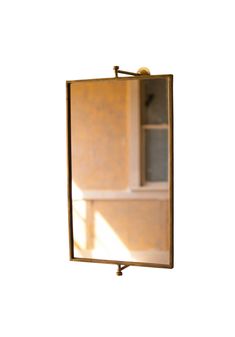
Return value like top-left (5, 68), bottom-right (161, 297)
top-left (0, 1), bottom-right (235, 336)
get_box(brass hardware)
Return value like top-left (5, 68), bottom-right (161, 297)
top-left (113, 65), bottom-right (151, 78)
top-left (137, 67), bottom-right (151, 75)
top-left (116, 264), bottom-right (129, 276)
top-left (113, 65), bottom-right (120, 78)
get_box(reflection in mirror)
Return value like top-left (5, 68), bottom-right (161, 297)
top-left (69, 76), bottom-right (173, 267)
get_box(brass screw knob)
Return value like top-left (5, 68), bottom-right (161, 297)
top-left (137, 67), bottom-right (151, 75)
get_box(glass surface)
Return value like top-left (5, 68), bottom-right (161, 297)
top-left (145, 129), bottom-right (168, 182)
top-left (141, 78), bottom-right (168, 124)
top-left (69, 76), bottom-right (173, 267)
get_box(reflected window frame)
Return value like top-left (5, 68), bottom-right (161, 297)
top-left (129, 75), bottom-right (172, 193)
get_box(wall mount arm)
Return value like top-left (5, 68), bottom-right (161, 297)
top-left (113, 65), bottom-right (151, 78)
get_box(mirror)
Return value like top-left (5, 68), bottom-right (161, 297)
top-left (67, 74), bottom-right (173, 269)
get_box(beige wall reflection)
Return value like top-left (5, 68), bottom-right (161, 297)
top-left (73, 195), bottom-right (170, 264)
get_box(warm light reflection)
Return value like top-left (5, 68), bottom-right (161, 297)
top-left (72, 181), bottom-right (84, 199)
top-left (72, 182), bottom-right (170, 264)
top-left (73, 201), bottom-right (87, 250)
top-left (93, 211), bottom-right (132, 260)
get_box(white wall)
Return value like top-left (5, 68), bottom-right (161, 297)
top-left (0, 1), bottom-right (235, 336)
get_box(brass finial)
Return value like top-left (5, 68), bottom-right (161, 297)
top-left (137, 67), bottom-right (151, 75)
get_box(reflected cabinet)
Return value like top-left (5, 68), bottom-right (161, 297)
top-left (67, 74), bottom-right (173, 272)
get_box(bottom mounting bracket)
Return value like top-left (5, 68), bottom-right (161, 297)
top-left (116, 264), bottom-right (129, 276)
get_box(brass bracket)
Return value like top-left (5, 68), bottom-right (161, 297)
top-left (116, 264), bottom-right (130, 276)
top-left (113, 65), bottom-right (151, 78)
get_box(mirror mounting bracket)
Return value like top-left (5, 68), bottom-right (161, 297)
top-left (113, 65), bottom-right (151, 78)
top-left (116, 264), bottom-right (130, 276)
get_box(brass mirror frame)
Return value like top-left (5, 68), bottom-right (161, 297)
top-left (66, 74), bottom-right (174, 271)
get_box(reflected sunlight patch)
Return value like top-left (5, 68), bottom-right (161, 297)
top-left (94, 211), bottom-right (132, 260)
top-left (73, 201), bottom-right (87, 251)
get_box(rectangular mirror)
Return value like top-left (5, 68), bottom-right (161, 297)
top-left (67, 74), bottom-right (173, 269)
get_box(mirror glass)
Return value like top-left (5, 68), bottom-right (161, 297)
top-left (68, 75), bottom-right (173, 267)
